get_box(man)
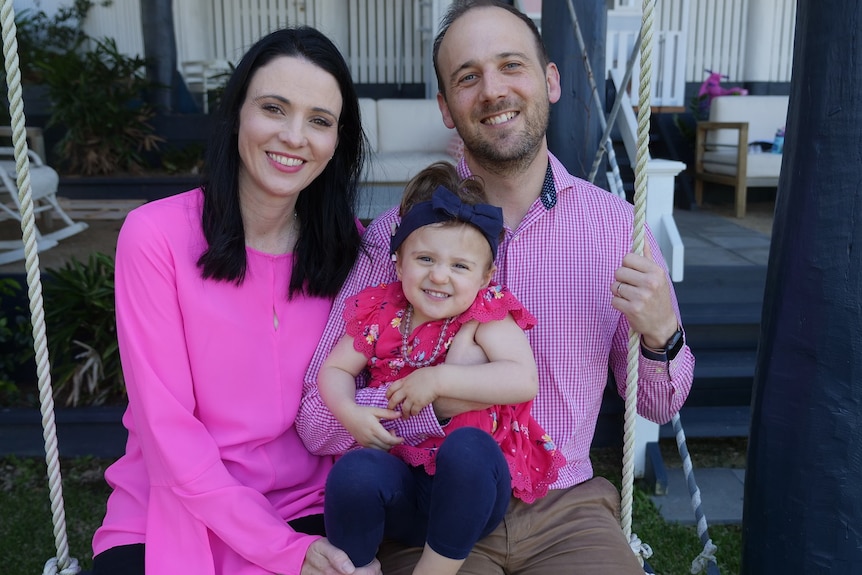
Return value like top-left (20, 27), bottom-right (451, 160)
top-left (298, 1), bottom-right (694, 572)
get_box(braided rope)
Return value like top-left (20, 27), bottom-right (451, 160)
top-left (672, 413), bottom-right (720, 574)
top-left (0, 1), bottom-right (79, 573)
top-left (620, 0), bottom-right (655, 556)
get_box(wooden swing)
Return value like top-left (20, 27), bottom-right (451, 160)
top-left (5, 0), bottom-right (717, 573)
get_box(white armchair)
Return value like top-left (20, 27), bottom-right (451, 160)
top-left (0, 128), bottom-right (88, 265)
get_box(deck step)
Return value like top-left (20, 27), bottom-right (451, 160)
top-left (660, 405), bottom-right (751, 438)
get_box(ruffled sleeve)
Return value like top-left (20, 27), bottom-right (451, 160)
top-left (457, 285), bottom-right (537, 330)
top-left (343, 283), bottom-right (406, 358)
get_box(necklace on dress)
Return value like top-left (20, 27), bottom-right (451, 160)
top-left (400, 304), bottom-right (454, 368)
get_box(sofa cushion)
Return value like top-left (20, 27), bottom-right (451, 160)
top-left (364, 151), bottom-right (455, 184)
top-left (702, 150), bottom-right (783, 178)
top-left (706, 95), bottom-right (790, 147)
top-left (359, 98), bottom-right (379, 152)
top-left (375, 98), bottom-right (455, 153)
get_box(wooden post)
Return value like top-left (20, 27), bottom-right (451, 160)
top-left (742, 0), bottom-right (862, 572)
top-left (542, 1), bottom-right (607, 187)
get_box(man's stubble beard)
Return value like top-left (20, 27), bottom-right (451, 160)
top-left (457, 98), bottom-right (550, 178)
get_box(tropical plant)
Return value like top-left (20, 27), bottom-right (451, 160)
top-left (36, 37), bottom-right (163, 176)
top-left (12, 0), bottom-right (106, 83)
top-left (160, 142), bottom-right (205, 175)
top-left (0, 277), bottom-right (33, 404)
top-left (43, 252), bottom-right (124, 406)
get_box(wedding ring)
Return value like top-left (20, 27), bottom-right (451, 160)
top-left (616, 282), bottom-right (623, 297)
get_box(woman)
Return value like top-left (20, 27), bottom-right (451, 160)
top-left (91, 27), bottom-right (380, 575)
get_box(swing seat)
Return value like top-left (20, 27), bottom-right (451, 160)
top-left (0, 141), bottom-right (88, 265)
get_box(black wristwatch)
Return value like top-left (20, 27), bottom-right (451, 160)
top-left (641, 327), bottom-right (685, 361)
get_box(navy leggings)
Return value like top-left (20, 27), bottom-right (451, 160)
top-left (325, 427), bottom-right (511, 567)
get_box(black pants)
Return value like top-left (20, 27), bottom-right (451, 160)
top-left (91, 514), bottom-right (326, 574)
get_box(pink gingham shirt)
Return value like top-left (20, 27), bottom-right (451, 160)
top-left (298, 153), bottom-right (695, 489)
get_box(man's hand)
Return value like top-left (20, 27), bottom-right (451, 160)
top-left (301, 538), bottom-right (382, 575)
top-left (611, 242), bottom-right (679, 348)
top-left (339, 404), bottom-right (402, 451)
top-left (386, 368), bottom-right (440, 417)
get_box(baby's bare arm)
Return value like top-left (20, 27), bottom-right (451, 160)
top-left (387, 316), bottom-right (538, 416)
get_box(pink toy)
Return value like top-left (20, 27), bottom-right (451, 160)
top-left (698, 70), bottom-right (748, 105)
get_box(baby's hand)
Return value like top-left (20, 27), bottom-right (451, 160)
top-left (386, 370), bottom-right (440, 417)
top-left (341, 405), bottom-right (402, 451)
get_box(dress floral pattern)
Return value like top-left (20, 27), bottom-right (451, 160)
top-left (343, 282), bottom-right (565, 503)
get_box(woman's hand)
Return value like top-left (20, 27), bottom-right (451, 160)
top-left (301, 538), bottom-right (382, 575)
top-left (340, 404), bottom-right (403, 451)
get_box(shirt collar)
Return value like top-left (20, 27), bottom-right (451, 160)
top-left (457, 151), bottom-right (573, 212)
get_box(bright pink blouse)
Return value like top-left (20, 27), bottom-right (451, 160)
top-left (93, 189), bottom-right (335, 575)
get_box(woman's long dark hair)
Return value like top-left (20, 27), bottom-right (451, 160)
top-left (198, 27), bottom-right (365, 299)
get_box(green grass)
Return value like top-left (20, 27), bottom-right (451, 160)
top-left (1, 444), bottom-right (743, 575)
top-left (591, 439), bottom-right (744, 575)
top-left (0, 456), bottom-right (110, 574)
top-left (631, 488), bottom-right (742, 574)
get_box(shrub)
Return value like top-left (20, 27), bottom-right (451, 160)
top-left (5, 0), bottom-right (162, 175)
top-left (36, 37), bottom-right (163, 175)
top-left (0, 278), bottom-right (33, 404)
top-left (44, 252), bottom-right (124, 406)
top-left (11, 0), bottom-right (103, 83)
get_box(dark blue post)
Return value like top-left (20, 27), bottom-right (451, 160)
top-left (542, 1), bottom-right (607, 186)
top-left (742, 0), bottom-right (862, 572)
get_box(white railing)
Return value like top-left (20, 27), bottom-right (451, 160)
top-left (607, 68), bottom-right (685, 283)
top-left (81, 0), bottom-right (433, 89)
top-left (211, 0), bottom-right (317, 61)
top-left (79, 0), bottom-right (796, 93)
top-left (347, 0), bottom-right (427, 84)
top-left (607, 0), bottom-right (689, 107)
top-left (687, 0), bottom-right (796, 84)
top-left (687, 0), bottom-right (748, 82)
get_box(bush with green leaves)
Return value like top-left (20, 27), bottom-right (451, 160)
top-left (11, 0), bottom-right (106, 83)
top-left (36, 36), bottom-right (162, 176)
top-left (4, 0), bottom-right (161, 175)
top-left (0, 277), bottom-right (34, 404)
top-left (44, 252), bottom-right (124, 406)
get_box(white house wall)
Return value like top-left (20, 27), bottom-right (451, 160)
top-left (686, 0), bottom-right (796, 84)
top-left (17, 0), bottom-right (796, 96)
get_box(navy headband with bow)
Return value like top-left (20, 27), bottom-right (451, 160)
top-left (390, 185), bottom-right (504, 259)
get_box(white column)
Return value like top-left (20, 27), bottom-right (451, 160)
top-left (646, 158), bottom-right (686, 283)
top-left (174, 0), bottom-right (213, 63)
top-left (743, 0), bottom-right (779, 82)
top-left (634, 157), bottom-right (686, 478)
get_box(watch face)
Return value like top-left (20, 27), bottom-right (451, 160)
top-left (666, 329), bottom-right (684, 356)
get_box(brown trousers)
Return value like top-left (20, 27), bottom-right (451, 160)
top-left (378, 476), bottom-right (645, 574)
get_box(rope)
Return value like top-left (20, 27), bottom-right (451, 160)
top-left (589, 30), bottom-right (643, 184)
top-left (564, 0), bottom-right (625, 197)
top-left (672, 413), bottom-right (721, 574)
top-left (0, 1), bottom-right (79, 573)
top-left (618, 0), bottom-right (655, 561)
top-left (42, 557), bottom-right (80, 575)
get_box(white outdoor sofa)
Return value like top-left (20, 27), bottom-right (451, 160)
top-left (694, 95), bottom-right (789, 218)
top-left (359, 97), bottom-right (457, 187)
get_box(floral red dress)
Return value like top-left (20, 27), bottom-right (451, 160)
top-left (343, 281), bottom-right (565, 503)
